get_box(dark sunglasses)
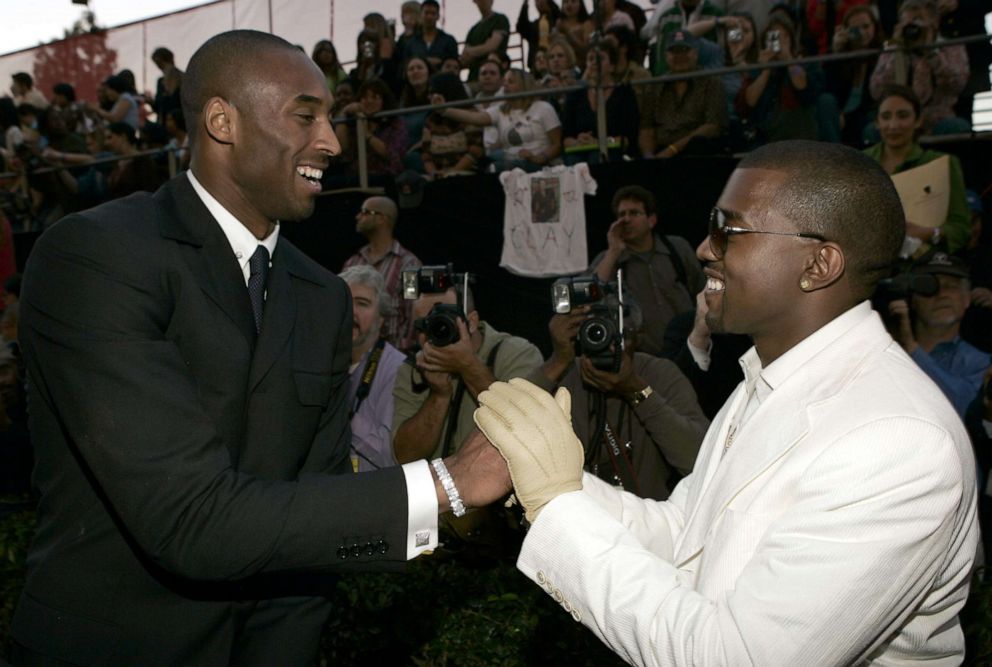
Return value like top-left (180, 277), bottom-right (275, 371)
top-left (708, 207), bottom-right (827, 259)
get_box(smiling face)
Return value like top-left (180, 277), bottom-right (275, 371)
top-left (877, 94), bottom-right (921, 151)
top-left (227, 48), bottom-right (338, 226)
top-left (406, 58), bottom-right (430, 88)
top-left (697, 168), bottom-right (819, 345)
top-left (503, 70), bottom-right (523, 94)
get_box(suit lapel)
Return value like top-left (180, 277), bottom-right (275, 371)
top-left (248, 246), bottom-right (296, 392)
top-left (673, 310), bottom-right (893, 566)
top-left (157, 176), bottom-right (256, 347)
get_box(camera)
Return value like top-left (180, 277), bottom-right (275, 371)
top-left (551, 272), bottom-right (625, 373)
top-left (875, 272), bottom-right (939, 302)
top-left (414, 303), bottom-right (464, 347)
top-left (403, 264), bottom-right (460, 301)
top-left (551, 276), bottom-right (609, 314)
top-left (727, 26), bottom-right (743, 43)
top-left (766, 30), bottom-right (781, 54)
top-left (361, 40), bottom-right (375, 59)
top-left (847, 26), bottom-right (862, 45)
top-left (902, 22), bottom-right (924, 45)
top-left (404, 264), bottom-right (472, 347)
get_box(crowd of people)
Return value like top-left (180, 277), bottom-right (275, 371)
top-left (2, 0), bottom-right (990, 223)
top-left (0, 0), bottom-right (992, 664)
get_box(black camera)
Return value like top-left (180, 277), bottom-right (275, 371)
top-left (551, 273), bottom-right (625, 372)
top-left (577, 302), bottom-right (623, 372)
top-left (875, 272), bottom-right (939, 301)
top-left (902, 22), bottom-right (924, 45)
top-left (414, 303), bottom-right (464, 347)
top-left (404, 264), bottom-right (472, 347)
top-left (847, 26), bottom-right (862, 45)
top-left (403, 264), bottom-right (460, 300)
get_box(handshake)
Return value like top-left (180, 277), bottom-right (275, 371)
top-left (452, 379), bottom-right (585, 523)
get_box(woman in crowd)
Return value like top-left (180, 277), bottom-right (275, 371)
top-left (824, 4), bottom-right (884, 146)
top-left (739, 14), bottom-right (823, 144)
top-left (335, 78), bottom-right (408, 180)
top-left (421, 72), bottom-right (484, 179)
top-left (438, 68), bottom-right (562, 173)
top-left (311, 39), bottom-right (348, 93)
top-left (87, 75), bottom-right (140, 131)
top-left (399, 56), bottom-right (432, 170)
top-left (561, 40), bottom-right (638, 164)
top-left (517, 0), bottom-right (562, 72)
top-left (349, 29), bottom-right (400, 94)
top-left (554, 0), bottom-right (594, 62)
top-left (363, 12), bottom-right (397, 63)
top-left (718, 13), bottom-right (759, 149)
top-left (547, 36), bottom-right (581, 86)
top-left (864, 84), bottom-right (971, 256)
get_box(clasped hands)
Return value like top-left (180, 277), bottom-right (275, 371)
top-left (472, 379), bottom-right (584, 523)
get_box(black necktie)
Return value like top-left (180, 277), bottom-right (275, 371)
top-left (248, 245), bottom-right (269, 334)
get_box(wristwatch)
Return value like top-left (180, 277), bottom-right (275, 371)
top-left (627, 386), bottom-right (654, 408)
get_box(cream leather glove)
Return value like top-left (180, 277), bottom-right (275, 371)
top-left (473, 378), bottom-right (584, 523)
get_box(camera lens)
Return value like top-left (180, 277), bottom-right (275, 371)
top-left (585, 323), bottom-right (607, 345)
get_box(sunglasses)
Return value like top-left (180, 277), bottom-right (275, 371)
top-left (708, 207), bottom-right (827, 259)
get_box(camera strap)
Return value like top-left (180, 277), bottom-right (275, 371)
top-left (600, 409), bottom-right (641, 496)
top-left (440, 340), bottom-right (503, 458)
top-left (350, 338), bottom-right (387, 419)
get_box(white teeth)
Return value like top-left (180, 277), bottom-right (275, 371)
top-left (706, 277), bottom-right (725, 291)
top-left (296, 166), bottom-right (323, 180)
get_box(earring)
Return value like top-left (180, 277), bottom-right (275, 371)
top-left (799, 277), bottom-right (812, 291)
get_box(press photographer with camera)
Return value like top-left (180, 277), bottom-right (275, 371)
top-left (885, 252), bottom-right (989, 418)
top-left (869, 0), bottom-right (969, 135)
top-left (526, 278), bottom-right (707, 500)
top-left (392, 268), bottom-right (542, 465)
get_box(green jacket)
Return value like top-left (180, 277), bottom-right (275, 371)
top-left (864, 142), bottom-right (971, 254)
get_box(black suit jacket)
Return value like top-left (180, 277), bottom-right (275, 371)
top-left (13, 175), bottom-right (410, 665)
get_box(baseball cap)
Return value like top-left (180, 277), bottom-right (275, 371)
top-left (910, 251), bottom-right (970, 279)
top-left (665, 30), bottom-right (700, 51)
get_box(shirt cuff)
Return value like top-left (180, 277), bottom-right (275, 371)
top-left (401, 460), bottom-right (439, 559)
top-left (687, 337), bottom-right (712, 371)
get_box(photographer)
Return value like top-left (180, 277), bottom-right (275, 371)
top-left (527, 300), bottom-right (707, 500)
top-left (824, 4), bottom-right (885, 145)
top-left (869, 0), bottom-right (969, 135)
top-left (886, 252), bottom-right (990, 418)
top-left (392, 283), bottom-right (542, 464)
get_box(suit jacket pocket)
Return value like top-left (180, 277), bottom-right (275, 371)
top-left (293, 371), bottom-right (338, 407)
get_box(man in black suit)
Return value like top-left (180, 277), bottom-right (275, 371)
top-left (11, 30), bottom-right (508, 665)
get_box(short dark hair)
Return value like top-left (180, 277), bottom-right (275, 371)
top-left (589, 39), bottom-right (619, 67)
top-left (108, 121), bottom-right (137, 145)
top-left (12, 72), bottom-right (32, 88)
top-left (876, 83), bottom-right (921, 119)
top-left (422, 0), bottom-right (440, 9)
top-left (151, 47), bottom-right (175, 63)
top-left (357, 77), bottom-right (398, 111)
top-left (104, 74), bottom-right (129, 94)
top-left (53, 82), bottom-right (76, 101)
top-left (181, 30), bottom-right (300, 142)
top-left (612, 185), bottom-right (656, 217)
top-left (737, 140), bottom-right (904, 299)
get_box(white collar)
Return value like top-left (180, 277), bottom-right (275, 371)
top-left (186, 170), bottom-right (279, 275)
top-left (739, 301), bottom-right (874, 401)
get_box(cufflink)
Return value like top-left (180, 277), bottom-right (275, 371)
top-left (415, 530), bottom-right (431, 547)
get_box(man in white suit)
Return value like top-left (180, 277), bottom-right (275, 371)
top-left (475, 141), bottom-right (980, 665)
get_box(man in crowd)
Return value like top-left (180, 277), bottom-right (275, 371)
top-left (643, 0), bottom-right (724, 74)
top-left (461, 0), bottom-right (511, 82)
top-left (526, 301), bottom-right (707, 500)
top-left (12, 30), bottom-right (508, 665)
top-left (341, 265), bottom-right (406, 473)
top-left (639, 31), bottom-right (727, 159)
top-left (151, 46), bottom-right (184, 122)
top-left (590, 185), bottom-right (705, 357)
top-left (393, 283), bottom-right (542, 464)
top-left (342, 196), bottom-right (421, 352)
top-left (403, 0), bottom-right (459, 70)
top-left (10, 72), bottom-right (48, 110)
top-left (888, 252), bottom-right (990, 418)
top-left (475, 140), bottom-right (978, 664)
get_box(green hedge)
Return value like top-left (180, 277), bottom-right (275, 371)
top-left (2, 501), bottom-right (990, 665)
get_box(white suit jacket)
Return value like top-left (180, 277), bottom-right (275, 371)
top-left (518, 303), bottom-right (979, 666)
